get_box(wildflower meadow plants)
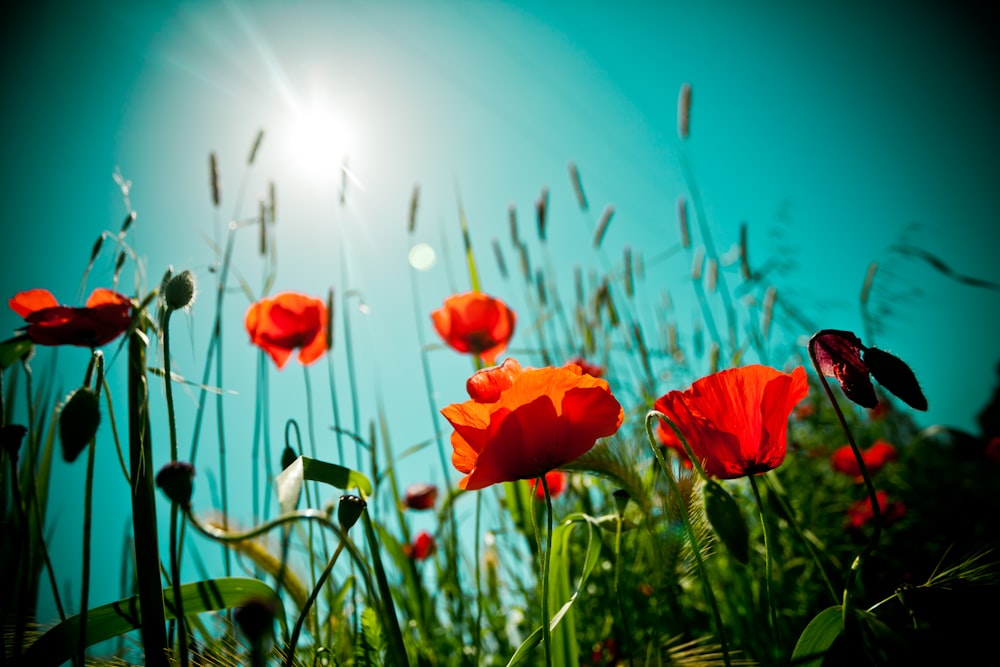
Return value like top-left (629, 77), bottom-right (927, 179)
top-left (2, 84), bottom-right (999, 667)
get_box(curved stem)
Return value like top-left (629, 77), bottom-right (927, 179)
top-left (284, 542), bottom-right (345, 667)
top-left (807, 336), bottom-right (882, 629)
top-left (645, 411), bottom-right (731, 667)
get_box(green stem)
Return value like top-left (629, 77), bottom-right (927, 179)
top-left (474, 491), bottom-right (483, 667)
top-left (747, 474), bottom-right (777, 647)
top-left (540, 475), bottom-right (553, 667)
top-left (645, 412), bottom-right (731, 667)
top-left (613, 501), bottom-right (633, 665)
top-left (284, 541), bottom-right (345, 667)
top-left (77, 352), bottom-right (104, 666)
top-left (361, 509), bottom-right (411, 667)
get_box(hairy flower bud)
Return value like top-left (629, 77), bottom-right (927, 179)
top-left (155, 461), bottom-right (196, 507)
top-left (164, 270), bottom-right (196, 312)
top-left (59, 387), bottom-right (100, 463)
top-left (338, 494), bottom-right (366, 531)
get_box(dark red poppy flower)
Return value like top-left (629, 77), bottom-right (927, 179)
top-left (9, 288), bottom-right (132, 347)
top-left (245, 292), bottom-right (327, 369)
top-left (845, 490), bottom-right (906, 530)
top-left (403, 483), bottom-right (438, 510)
top-left (809, 329), bottom-right (927, 411)
top-left (404, 530), bottom-right (436, 561)
top-left (442, 359), bottom-right (623, 490)
top-left (831, 439), bottom-right (897, 480)
top-left (653, 365), bottom-right (809, 480)
top-left (431, 292), bottom-right (516, 366)
top-left (984, 436), bottom-right (1000, 462)
top-left (564, 356), bottom-right (604, 378)
top-left (533, 470), bottom-right (567, 499)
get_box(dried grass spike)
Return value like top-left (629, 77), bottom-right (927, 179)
top-left (247, 128), bottom-right (265, 165)
top-left (678, 82), bottom-right (692, 139)
top-left (492, 238), bottom-right (508, 280)
top-left (678, 197), bottom-right (691, 248)
top-left (568, 161), bottom-right (588, 211)
top-left (209, 152), bottom-right (221, 207)
top-left (593, 204), bottom-right (615, 249)
top-left (408, 184), bottom-right (420, 233)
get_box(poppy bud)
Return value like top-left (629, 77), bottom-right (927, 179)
top-left (403, 483), bottom-right (438, 510)
top-left (1, 424), bottom-right (27, 458)
top-left (810, 330), bottom-right (878, 409)
top-left (155, 461), bottom-right (195, 507)
top-left (59, 387), bottom-right (100, 463)
top-left (280, 445), bottom-right (298, 471)
top-left (612, 489), bottom-right (630, 516)
top-left (233, 596), bottom-right (277, 644)
top-left (863, 347), bottom-right (927, 411)
top-left (164, 270), bottom-right (196, 312)
top-left (338, 494), bottom-right (366, 531)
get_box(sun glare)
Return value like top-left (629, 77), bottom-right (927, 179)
top-left (283, 100), bottom-right (355, 182)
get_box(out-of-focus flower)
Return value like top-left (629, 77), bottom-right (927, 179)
top-left (404, 530), bottom-right (436, 561)
top-left (564, 356), bottom-right (603, 378)
top-left (532, 470), bottom-right (567, 499)
top-left (984, 436), bottom-right (1000, 462)
top-left (245, 292), bottom-right (327, 369)
top-left (233, 596), bottom-right (278, 643)
top-left (792, 402), bottom-right (815, 420)
top-left (431, 292), bottom-right (516, 366)
top-left (9, 288), bottom-right (132, 347)
top-left (831, 439), bottom-right (898, 480)
top-left (845, 490), bottom-right (906, 530)
top-left (442, 358), bottom-right (622, 490)
top-left (653, 365), bottom-right (808, 479)
top-left (59, 387), bottom-right (101, 463)
top-left (403, 483), bottom-right (438, 510)
top-left (591, 638), bottom-right (620, 667)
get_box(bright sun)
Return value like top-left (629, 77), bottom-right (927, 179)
top-left (282, 98), bottom-right (356, 182)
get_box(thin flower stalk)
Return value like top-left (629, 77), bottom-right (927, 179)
top-left (645, 411), bottom-right (731, 667)
top-left (77, 351), bottom-right (104, 667)
top-left (540, 474), bottom-right (554, 667)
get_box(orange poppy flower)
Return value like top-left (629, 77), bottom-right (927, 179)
top-left (653, 365), bottom-right (808, 480)
top-left (9, 288), bottom-right (132, 347)
top-left (431, 292), bottom-right (516, 366)
top-left (830, 439), bottom-right (897, 480)
top-left (245, 292), bottom-right (327, 369)
top-left (442, 359), bottom-right (623, 490)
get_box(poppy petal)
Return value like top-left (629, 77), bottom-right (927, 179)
top-left (9, 289), bottom-right (58, 317)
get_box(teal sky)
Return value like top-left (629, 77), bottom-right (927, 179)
top-left (3, 0), bottom-right (999, 631)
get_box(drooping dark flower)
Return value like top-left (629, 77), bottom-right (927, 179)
top-left (9, 288), bottom-right (132, 347)
top-left (442, 359), bottom-right (623, 490)
top-left (59, 387), bottom-right (101, 463)
top-left (245, 292), bottom-right (327, 369)
top-left (155, 461), bottom-right (196, 507)
top-left (810, 329), bottom-right (927, 411)
top-left (403, 483), bottom-right (438, 510)
top-left (653, 365), bottom-right (809, 479)
top-left (431, 292), bottom-right (516, 366)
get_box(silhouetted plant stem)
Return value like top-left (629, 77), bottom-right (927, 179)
top-left (807, 335), bottom-right (882, 636)
top-left (645, 411), bottom-right (731, 667)
top-left (128, 327), bottom-right (168, 667)
top-left (161, 305), bottom-right (190, 667)
top-left (361, 508), bottom-right (411, 667)
top-left (284, 541), bottom-right (345, 667)
top-left (76, 351), bottom-right (104, 667)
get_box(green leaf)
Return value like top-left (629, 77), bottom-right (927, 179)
top-left (791, 605), bottom-right (843, 666)
top-left (276, 455), bottom-right (373, 513)
top-left (702, 479), bottom-right (749, 564)
top-left (18, 577), bottom-right (286, 666)
top-left (0, 336), bottom-right (31, 370)
top-left (506, 513), bottom-right (604, 667)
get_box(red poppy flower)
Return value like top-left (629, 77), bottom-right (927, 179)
top-left (9, 288), bottom-right (132, 347)
top-left (533, 470), bottom-right (568, 499)
top-left (403, 530), bottom-right (436, 561)
top-left (653, 365), bottom-right (809, 480)
top-left (845, 490), bottom-right (906, 530)
top-left (831, 439), bottom-right (898, 480)
top-left (442, 359), bottom-right (623, 490)
top-left (431, 292), bottom-right (516, 366)
top-left (245, 292), bottom-right (327, 369)
top-left (402, 483), bottom-right (438, 510)
top-left (564, 356), bottom-right (604, 378)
